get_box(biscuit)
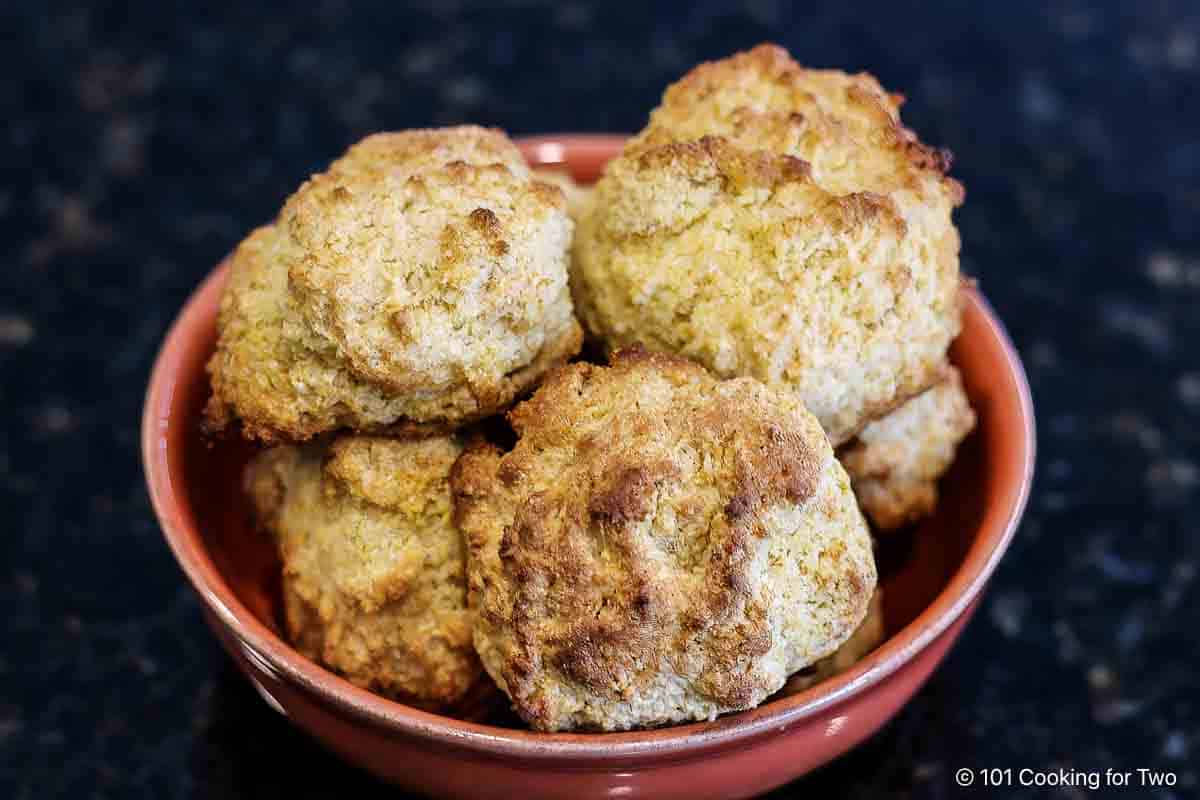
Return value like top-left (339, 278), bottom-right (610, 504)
top-left (452, 348), bottom-right (876, 731)
top-left (244, 435), bottom-right (482, 709)
top-left (840, 365), bottom-right (976, 530)
top-left (206, 126), bottom-right (582, 442)
top-left (573, 44), bottom-right (964, 445)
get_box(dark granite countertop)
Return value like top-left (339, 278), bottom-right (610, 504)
top-left (2, 1), bottom-right (1197, 797)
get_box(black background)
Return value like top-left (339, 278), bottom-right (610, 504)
top-left (2, 1), bottom-right (1198, 798)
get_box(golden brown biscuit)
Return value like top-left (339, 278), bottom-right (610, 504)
top-left (244, 435), bottom-right (482, 709)
top-left (204, 226), bottom-right (436, 443)
top-left (781, 588), bottom-right (884, 694)
top-left (206, 126), bottom-right (583, 442)
top-left (573, 44), bottom-right (964, 445)
top-left (452, 348), bottom-right (876, 731)
top-left (840, 365), bottom-right (976, 530)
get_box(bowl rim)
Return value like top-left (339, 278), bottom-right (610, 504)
top-left (142, 133), bottom-right (1035, 763)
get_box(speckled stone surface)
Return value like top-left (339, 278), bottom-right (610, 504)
top-left (2, 1), bottom-right (1198, 798)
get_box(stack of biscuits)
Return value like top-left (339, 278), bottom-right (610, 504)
top-left (207, 44), bottom-right (975, 732)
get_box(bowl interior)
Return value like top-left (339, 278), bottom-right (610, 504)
top-left (151, 135), bottom-right (1031, 742)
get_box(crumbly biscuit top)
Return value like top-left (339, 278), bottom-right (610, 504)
top-left (574, 44), bottom-right (963, 445)
top-left (639, 44), bottom-right (960, 199)
top-left (453, 348), bottom-right (875, 730)
top-left (282, 125), bottom-right (574, 394)
top-left (611, 43), bottom-right (962, 235)
top-left (205, 126), bottom-right (583, 441)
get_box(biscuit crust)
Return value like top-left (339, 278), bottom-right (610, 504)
top-left (206, 126), bottom-right (583, 442)
top-left (781, 588), bottom-right (885, 695)
top-left (840, 365), bottom-right (976, 530)
top-left (573, 44), bottom-right (963, 445)
top-left (452, 348), bottom-right (876, 731)
top-left (244, 435), bottom-right (482, 709)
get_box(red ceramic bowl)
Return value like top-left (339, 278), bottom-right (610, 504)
top-left (142, 135), bottom-right (1035, 799)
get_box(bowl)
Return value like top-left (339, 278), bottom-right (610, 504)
top-left (142, 134), bottom-right (1035, 799)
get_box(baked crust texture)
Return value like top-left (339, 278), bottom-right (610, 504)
top-left (452, 347), bottom-right (876, 731)
top-left (206, 126), bottom-right (582, 442)
top-left (573, 44), bottom-right (964, 445)
top-left (781, 588), bottom-right (884, 694)
top-left (244, 435), bottom-right (482, 709)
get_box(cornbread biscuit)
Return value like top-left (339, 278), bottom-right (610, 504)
top-left (244, 435), bottom-right (482, 709)
top-left (782, 588), bottom-right (884, 694)
top-left (452, 348), bottom-right (877, 731)
top-left (840, 366), bottom-right (976, 530)
top-left (206, 126), bottom-right (583, 442)
top-left (573, 44), bottom-right (964, 445)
